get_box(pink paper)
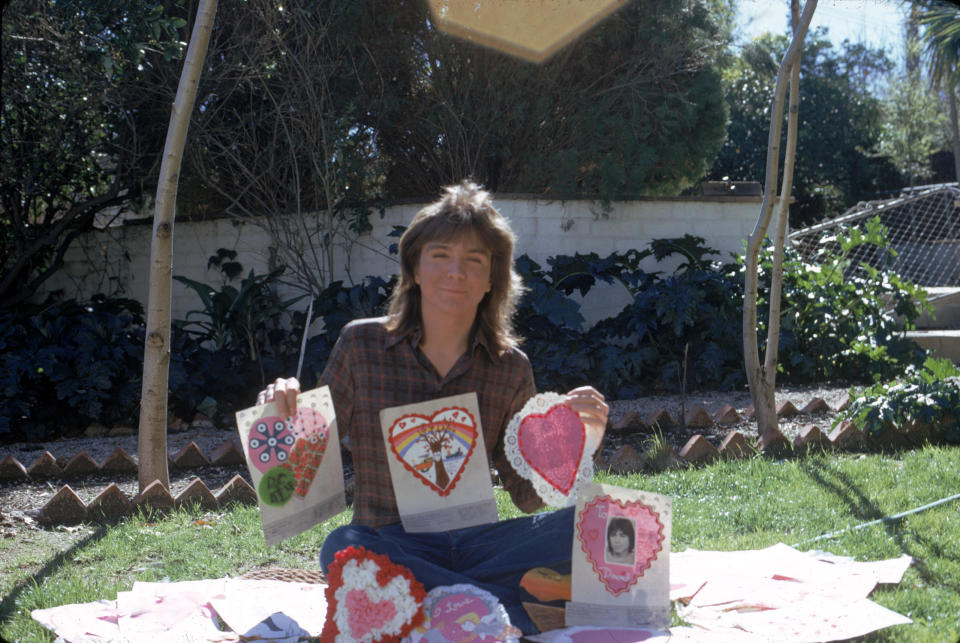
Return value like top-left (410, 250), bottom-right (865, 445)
top-left (31, 600), bottom-right (124, 642)
top-left (576, 494), bottom-right (665, 596)
top-left (504, 392), bottom-right (595, 507)
top-left (518, 402), bottom-right (585, 495)
top-left (116, 580), bottom-right (227, 639)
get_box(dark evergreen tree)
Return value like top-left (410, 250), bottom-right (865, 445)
top-left (709, 30), bottom-right (902, 227)
top-left (1, 0), bottom-right (186, 309)
top-left (370, 0), bottom-right (730, 201)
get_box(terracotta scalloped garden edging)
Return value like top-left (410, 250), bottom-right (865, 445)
top-left (0, 440), bottom-right (245, 483)
top-left (34, 475), bottom-right (257, 526)
top-left (6, 393), bottom-right (950, 526)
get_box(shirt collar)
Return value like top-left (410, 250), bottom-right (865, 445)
top-left (384, 322), bottom-right (498, 362)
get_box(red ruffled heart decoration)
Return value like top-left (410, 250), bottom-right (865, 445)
top-left (321, 546), bottom-right (426, 642)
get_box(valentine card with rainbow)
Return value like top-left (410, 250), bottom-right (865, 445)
top-left (565, 481), bottom-right (671, 630)
top-left (380, 392), bottom-right (498, 533)
top-left (235, 385), bottom-right (345, 545)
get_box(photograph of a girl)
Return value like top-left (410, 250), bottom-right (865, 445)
top-left (604, 516), bottom-right (636, 566)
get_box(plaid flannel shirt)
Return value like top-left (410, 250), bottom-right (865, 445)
top-left (320, 316), bottom-right (541, 528)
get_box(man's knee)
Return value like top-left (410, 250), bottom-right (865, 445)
top-left (319, 524), bottom-right (378, 573)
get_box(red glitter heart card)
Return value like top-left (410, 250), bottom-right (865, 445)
top-left (321, 546), bottom-right (426, 643)
top-left (565, 482), bottom-right (671, 630)
top-left (504, 392), bottom-right (594, 507)
top-left (235, 385), bottom-right (345, 545)
top-left (380, 392), bottom-right (498, 532)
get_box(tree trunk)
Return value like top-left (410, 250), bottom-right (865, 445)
top-left (138, 0), bottom-right (218, 492)
top-left (433, 456), bottom-right (450, 490)
top-left (743, 0), bottom-right (816, 440)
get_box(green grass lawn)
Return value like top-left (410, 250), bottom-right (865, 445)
top-left (3, 445), bottom-right (959, 641)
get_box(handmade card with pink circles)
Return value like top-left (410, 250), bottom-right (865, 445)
top-left (235, 385), bottom-right (344, 545)
top-left (380, 392), bottom-right (498, 533)
top-left (503, 392), bottom-right (595, 507)
top-left (565, 482), bottom-right (671, 630)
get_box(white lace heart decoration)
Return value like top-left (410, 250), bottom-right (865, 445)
top-left (504, 392), bottom-right (595, 507)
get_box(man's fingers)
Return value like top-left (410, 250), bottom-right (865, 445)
top-left (256, 377), bottom-right (301, 417)
top-left (280, 386), bottom-right (299, 418)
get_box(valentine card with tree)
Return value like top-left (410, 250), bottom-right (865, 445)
top-left (380, 392), bottom-right (498, 532)
top-left (565, 482), bottom-right (671, 630)
top-left (235, 385), bottom-right (345, 545)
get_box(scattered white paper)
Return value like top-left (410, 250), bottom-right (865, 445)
top-left (669, 544), bottom-right (913, 642)
top-left (210, 578), bottom-right (327, 636)
top-left (117, 580), bottom-right (228, 640)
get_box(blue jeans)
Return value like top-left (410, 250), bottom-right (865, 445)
top-left (319, 506), bottom-right (574, 634)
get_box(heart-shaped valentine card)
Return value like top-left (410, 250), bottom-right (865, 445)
top-left (386, 406), bottom-right (478, 497)
top-left (504, 393), bottom-right (593, 507)
top-left (407, 584), bottom-right (521, 642)
top-left (321, 546), bottom-right (425, 643)
top-left (576, 495), bottom-right (665, 597)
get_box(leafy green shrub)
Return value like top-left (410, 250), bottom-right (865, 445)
top-left (835, 357), bottom-right (960, 444)
top-left (4, 220), bottom-right (930, 443)
top-left (516, 236), bottom-right (744, 396)
top-left (174, 249), bottom-right (306, 366)
top-left (590, 237), bottom-right (744, 394)
top-left (0, 296), bottom-right (145, 441)
top-left (759, 216), bottom-right (929, 383)
top-left (517, 223), bottom-right (927, 396)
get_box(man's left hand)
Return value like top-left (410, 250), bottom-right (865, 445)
top-left (565, 386), bottom-right (609, 453)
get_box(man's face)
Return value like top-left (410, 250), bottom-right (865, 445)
top-left (414, 231), bottom-right (492, 325)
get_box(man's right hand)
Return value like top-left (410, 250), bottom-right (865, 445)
top-left (256, 377), bottom-right (301, 417)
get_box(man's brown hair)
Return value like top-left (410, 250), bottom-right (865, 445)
top-left (385, 180), bottom-right (525, 354)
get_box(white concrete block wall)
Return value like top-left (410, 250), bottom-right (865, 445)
top-left (34, 196), bottom-right (764, 327)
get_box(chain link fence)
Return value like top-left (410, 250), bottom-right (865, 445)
top-left (788, 184), bottom-right (960, 288)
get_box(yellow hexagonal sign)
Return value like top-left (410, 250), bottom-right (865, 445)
top-left (429, 0), bottom-right (628, 63)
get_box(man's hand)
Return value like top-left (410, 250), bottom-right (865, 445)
top-left (564, 385), bottom-right (609, 453)
top-left (256, 377), bottom-right (301, 417)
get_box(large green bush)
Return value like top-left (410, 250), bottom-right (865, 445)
top-left (517, 220), bottom-right (928, 396)
top-left (758, 217), bottom-right (929, 383)
top-left (0, 297), bottom-right (145, 441)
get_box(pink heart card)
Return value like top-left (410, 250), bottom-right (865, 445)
top-left (406, 584), bottom-right (521, 642)
top-left (321, 546), bottom-right (426, 643)
top-left (380, 393), bottom-right (498, 533)
top-left (566, 482), bottom-right (672, 630)
top-left (504, 392), bottom-right (594, 507)
top-left (235, 385), bottom-right (345, 545)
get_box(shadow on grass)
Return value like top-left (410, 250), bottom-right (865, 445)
top-left (798, 458), bottom-right (958, 593)
top-left (0, 524), bottom-right (109, 624)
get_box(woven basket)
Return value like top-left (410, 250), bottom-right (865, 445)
top-left (240, 567), bottom-right (326, 584)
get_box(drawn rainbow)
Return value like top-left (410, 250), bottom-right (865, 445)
top-left (392, 421), bottom-right (477, 458)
